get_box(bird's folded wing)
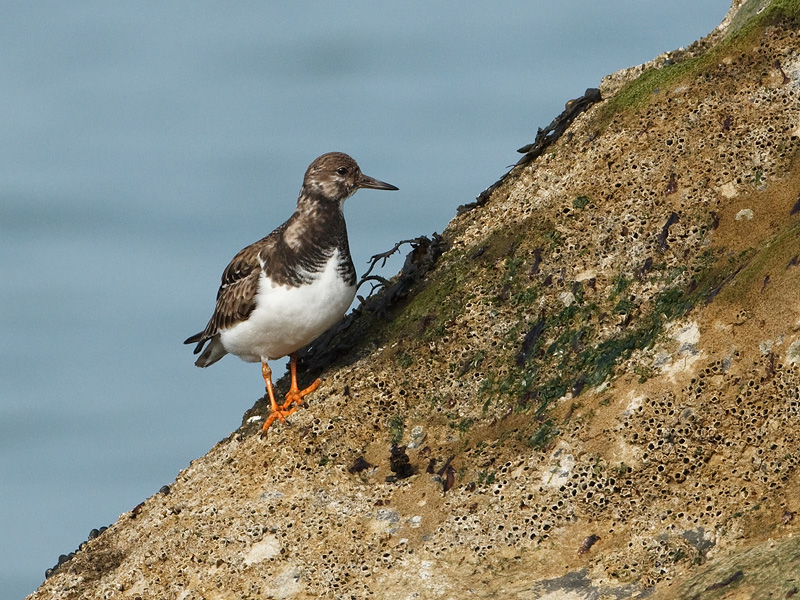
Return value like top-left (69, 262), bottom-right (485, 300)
top-left (208, 246), bottom-right (262, 333)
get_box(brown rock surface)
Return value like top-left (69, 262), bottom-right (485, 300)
top-left (31, 1), bottom-right (800, 598)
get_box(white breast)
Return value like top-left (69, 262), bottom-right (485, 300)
top-left (219, 249), bottom-right (356, 362)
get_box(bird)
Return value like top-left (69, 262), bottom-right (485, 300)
top-left (184, 152), bottom-right (398, 433)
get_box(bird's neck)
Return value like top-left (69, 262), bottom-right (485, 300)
top-left (297, 185), bottom-right (351, 212)
top-left (283, 195), bottom-right (349, 257)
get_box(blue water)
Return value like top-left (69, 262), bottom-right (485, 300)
top-left (1, 2), bottom-right (729, 597)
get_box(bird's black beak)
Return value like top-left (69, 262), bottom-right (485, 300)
top-left (359, 174), bottom-right (398, 191)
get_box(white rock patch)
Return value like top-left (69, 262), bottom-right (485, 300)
top-left (244, 535), bottom-right (281, 566)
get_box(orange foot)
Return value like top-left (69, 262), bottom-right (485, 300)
top-left (260, 353), bottom-right (321, 434)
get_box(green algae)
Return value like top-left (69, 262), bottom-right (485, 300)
top-left (598, 0), bottom-right (800, 127)
top-left (472, 242), bottom-right (753, 449)
top-left (712, 220), bottom-right (800, 305)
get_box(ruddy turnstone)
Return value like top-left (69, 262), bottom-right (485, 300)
top-left (185, 152), bottom-right (398, 432)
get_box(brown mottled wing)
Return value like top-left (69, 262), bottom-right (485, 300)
top-left (210, 244), bottom-right (261, 331)
top-left (186, 237), bottom-right (271, 354)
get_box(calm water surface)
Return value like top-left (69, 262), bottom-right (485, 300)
top-left (0, 2), bottom-right (729, 597)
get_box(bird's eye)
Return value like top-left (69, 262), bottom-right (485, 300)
top-left (336, 167), bottom-right (348, 175)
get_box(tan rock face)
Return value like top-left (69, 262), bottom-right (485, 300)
top-left (32, 3), bottom-right (800, 599)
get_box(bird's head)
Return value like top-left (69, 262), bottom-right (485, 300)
top-left (301, 152), bottom-right (398, 208)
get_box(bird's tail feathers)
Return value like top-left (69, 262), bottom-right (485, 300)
top-left (184, 331), bottom-right (203, 346)
top-left (194, 335), bottom-right (228, 367)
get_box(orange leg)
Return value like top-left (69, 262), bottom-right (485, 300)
top-left (281, 353), bottom-right (320, 410)
top-left (261, 362), bottom-right (299, 433)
